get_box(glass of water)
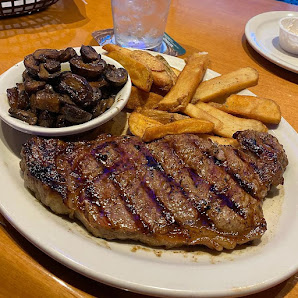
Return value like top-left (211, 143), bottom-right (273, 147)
top-left (111, 0), bottom-right (171, 51)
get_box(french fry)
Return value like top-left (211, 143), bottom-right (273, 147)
top-left (171, 67), bottom-right (181, 77)
top-left (184, 103), bottom-right (223, 135)
top-left (104, 45), bottom-right (164, 71)
top-left (156, 54), bottom-right (178, 85)
top-left (142, 118), bottom-right (214, 142)
top-left (151, 70), bottom-right (174, 91)
top-left (195, 102), bottom-right (268, 138)
top-left (158, 52), bottom-right (209, 112)
top-left (130, 50), bottom-right (174, 91)
top-left (104, 45), bottom-right (174, 91)
top-left (209, 94), bottom-right (281, 124)
top-left (106, 50), bottom-right (153, 92)
top-left (102, 44), bottom-right (132, 55)
top-left (192, 67), bottom-right (259, 103)
top-left (126, 86), bottom-right (163, 110)
top-left (136, 108), bottom-right (189, 124)
top-left (128, 112), bottom-right (162, 138)
top-left (130, 50), bottom-right (165, 71)
top-left (196, 134), bottom-right (239, 147)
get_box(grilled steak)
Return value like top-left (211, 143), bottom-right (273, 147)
top-left (20, 130), bottom-right (287, 251)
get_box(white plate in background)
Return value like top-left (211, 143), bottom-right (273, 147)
top-left (0, 48), bottom-right (297, 297)
top-left (245, 11), bottom-right (298, 73)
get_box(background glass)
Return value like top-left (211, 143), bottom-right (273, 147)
top-left (111, 0), bottom-right (171, 51)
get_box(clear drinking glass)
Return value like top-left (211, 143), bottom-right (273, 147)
top-left (111, 0), bottom-right (171, 51)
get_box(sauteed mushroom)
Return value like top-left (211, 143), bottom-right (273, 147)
top-left (57, 72), bottom-right (96, 109)
top-left (24, 78), bottom-right (46, 94)
top-left (105, 67), bottom-right (128, 87)
top-left (6, 45), bottom-right (128, 127)
top-left (38, 64), bottom-right (60, 81)
top-left (8, 108), bottom-right (37, 125)
top-left (89, 76), bottom-right (109, 89)
top-left (80, 45), bottom-right (100, 62)
top-left (33, 49), bottom-right (61, 62)
top-left (61, 104), bottom-right (92, 124)
top-left (44, 59), bottom-right (61, 73)
top-left (92, 97), bottom-right (115, 118)
top-left (59, 47), bottom-right (77, 62)
top-left (69, 56), bottom-right (106, 80)
top-left (55, 114), bottom-right (69, 127)
top-left (7, 83), bottom-right (29, 110)
top-left (23, 70), bottom-right (46, 94)
top-left (35, 88), bottom-right (60, 113)
top-left (38, 110), bottom-right (56, 127)
top-left (24, 54), bottom-right (40, 76)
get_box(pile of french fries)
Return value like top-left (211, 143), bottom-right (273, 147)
top-left (103, 44), bottom-right (281, 146)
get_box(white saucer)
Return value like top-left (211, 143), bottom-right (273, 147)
top-left (245, 11), bottom-right (298, 73)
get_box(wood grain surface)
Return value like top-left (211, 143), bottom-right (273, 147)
top-left (0, 0), bottom-right (297, 297)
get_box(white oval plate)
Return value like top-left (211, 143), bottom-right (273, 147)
top-left (0, 48), bottom-right (297, 297)
top-left (245, 11), bottom-right (298, 73)
top-left (0, 48), bottom-right (131, 136)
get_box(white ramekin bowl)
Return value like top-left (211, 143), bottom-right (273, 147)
top-left (279, 16), bottom-right (298, 55)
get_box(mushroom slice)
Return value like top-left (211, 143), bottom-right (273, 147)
top-left (69, 56), bottom-right (106, 80)
top-left (55, 114), bottom-right (68, 127)
top-left (8, 108), bottom-right (37, 125)
top-left (92, 97), bottom-right (114, 118)
top-left (92, 87), bottom-right (102, 102)
top-left (33, 49), bottom-right (61, 62)
top-left (104, 67), bottom-right (128, 87)
top-left (7, 84), bottom-right (30, 110)
top-left (7, 87), bottom-right (19, 109)
top-left (38, 64), bottom-right (60, 81)
top-left (55, 114), bottom-right (70, 128)
top-left (58, 94), bottom-right (76, 106)
top-left (22, 69), bottom-right (38, 81)
top-left (24, 54), bottom-right (40, 76)
top-left (35, 88), bottom-right (60, 113)
top-left (17, 83), bottom-right (31, 110)
top-left (44, 59), bottom-right (61, 73)
top-left (23, 71), bottom-right (46, 94)
top-left (89, 76), bottom-right (109, 89)
top-left (29, 94), bottom-right (37, 114)
top-left (24, 80), bottom-right (46, 94)
top-left (59, 47), bottom-right (77, 62)
top-left (61, 104), bottom-right (92, 124)
top-left (58, 72), bottom-right (96, 108)
top-left (80, 45), bottom-right (100, 62)
top-left (38, 110), bottom-right (56, 127)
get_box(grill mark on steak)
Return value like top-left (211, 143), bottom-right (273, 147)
top-left (209, 151), bottom-right (264, 201)
top-left (91, 140), bottom-right (154, 233)
top-left (55, 135), bottom-right (142, 234)
top-left (22, 138), bottom-right (67, 198)
top-left (140, 181), bottom-right (176, 227)
top-left (165, 135), bottom-right (248, 218)
top-left (108, 175), bottom-right (151, 233)
top-left (234, 130), bottom-right (288, 187)
top-left (161, 134), bottom-right (270, 236)
top-left (146, 139), bottom-right (215, 229)
top-left (230, 148), bottom-right (268, 199)
top-left (91, 137), bottom-right (179, 235)
top-left (208, 184), bottom-right (245, 218)
top-left (115, 137), bottom-right (199, 229)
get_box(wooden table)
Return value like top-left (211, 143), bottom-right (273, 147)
top-left (0, 0), bottom-right (297, 297)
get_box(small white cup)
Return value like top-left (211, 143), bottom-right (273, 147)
top-left (279, 16), bottom-right (298, 55)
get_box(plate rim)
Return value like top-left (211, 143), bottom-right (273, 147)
top-left (0, 47), bottom-right (297, 297)
top-left (245, 10), bottom-right (298, 73)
